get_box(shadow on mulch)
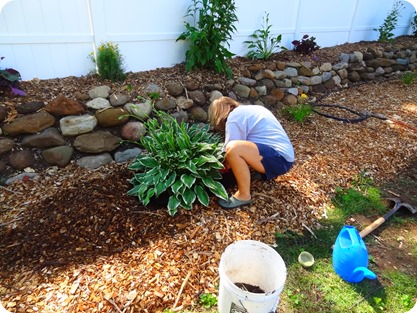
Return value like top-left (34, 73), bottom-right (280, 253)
top-left (0, 167), bottom-right (194, 272)
top-left (380, 156), bottom-right (417, 207)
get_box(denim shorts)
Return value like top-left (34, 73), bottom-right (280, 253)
top-left (255, 143), bottom-right (294, 180)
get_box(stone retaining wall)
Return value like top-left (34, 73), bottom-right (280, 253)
top-left (1, 42), bottom-right (416, 183)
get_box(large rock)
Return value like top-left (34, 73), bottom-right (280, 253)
top-left (2, 112), bottom-right (56, 135)
top-left (109, 93), bottom-right (130, 107)
top-left (124, 100), bottom-right (152, 120)
top-left (41, 146), bottom-right (74, 167)
top-left (95, 108), bottom-right (129, 127)
top-left (76, 153), bottom-right (113, 169)
top-left (88, 85), bottom-right (111, 99)
top-left (73, 131), bottom-right (121, 153)
top-left (60, 114), bottom-right (98, 136)
top-left (121, 122), bottom-right (146, 141)
top-left (45, 95), bottom-right (86, 116)
top-left (21, 127), bottom-right (66, 148)
top-left (8, 150), bottom-right (35, 170)
top-left (86, 98), bottom-right (111, 110)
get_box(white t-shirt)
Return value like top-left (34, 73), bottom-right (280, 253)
top-left (224, 104), bottom-right (295, 162)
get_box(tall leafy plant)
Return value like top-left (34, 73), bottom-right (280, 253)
top-left (244, 12), bottom-right (287, 60)
top-left (374, 1), bottom-right (404, 42)
top-left (176, 0), bottom-right (238, 78)
top-left (127, 111), bottom-right (228, 216)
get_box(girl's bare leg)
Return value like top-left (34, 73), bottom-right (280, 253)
top-left (224, 140), bottom-right (265, 200)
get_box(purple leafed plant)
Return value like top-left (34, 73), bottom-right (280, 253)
top-left (0, 57), bottom-right (26, 96)
top-left (292, 34), bottom-right (320, 55)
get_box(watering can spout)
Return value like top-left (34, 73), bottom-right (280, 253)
top-left (349, 267), bottom-right (377, 283)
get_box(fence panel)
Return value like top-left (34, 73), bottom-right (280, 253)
top-left (0, 0), bottom-right (415, 80)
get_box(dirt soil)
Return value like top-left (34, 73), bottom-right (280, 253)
top-left (0, 36), bottom-right (417, 312)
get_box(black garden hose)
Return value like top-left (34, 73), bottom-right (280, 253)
top-left (311, 102), bottom-right (417, 132)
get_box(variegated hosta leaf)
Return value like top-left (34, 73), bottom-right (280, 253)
top-left (182, 188), bottom-right (196, 206)
top-left (181, 174), bottom-right (196, 188)
top-left (195, 184), bottom-right (210, 206)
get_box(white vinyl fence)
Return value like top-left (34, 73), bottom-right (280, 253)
top-left (0, 0), bottom-right (415, 81)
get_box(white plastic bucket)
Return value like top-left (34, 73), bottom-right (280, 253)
top-left (218, 240), bottom-right (287, 313)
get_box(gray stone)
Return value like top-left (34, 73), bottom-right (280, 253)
top-left (76, 153), bottom-right (113, 170)
top-left (88, 85), bottom-right (111, 99)
top-left (209, 90), bottom-right (224, 103)
top-left (155, 98), bottom-right (177, 111)
top-left (114, 147), bottom-right (142, 163)
top-left (109, 93), bottom-right (130, 107)
top-left (21, 127), bottom-right (66, 148)
top-left (60, 114), bottom-right (98, 136)
top-left (320, 63), bottom-right (333, 72)
top-left (350, 51), bottom-right (363, 63)
top-left (332, 62), bottom-right (349, 71)
top-left (287, 88), bottom-right (299, 96)
top-left (6, 172), bottom-right (38, 185)
top-left (41, 146), bottom-right (74, 167)
top-left (238, 76), bottom-right (257, 86)
top-left (311, 76), bottom-right (323, 85)
top-left (321, 71), bottom-right (332, 82)
top-left (283, 67), bottom-right (298, 77)
top-left (86, 98), bottom-right (111, 110)
top-left (233, 84), bottom-right (251, 98)
top-left (124, 100), bottom-right (152, 120)
top-left (273, 70), bottom-right (286, 79)
top-left (255, 85), bottom-right (267, 96)
top-left (144, 83), bottom-right (165, 97)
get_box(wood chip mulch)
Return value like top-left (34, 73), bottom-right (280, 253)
top-left (1, 76), bottom-right (417, 312)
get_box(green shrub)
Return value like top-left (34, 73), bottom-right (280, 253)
top-left (283, 103), bottom-right (314, 124)
top-left (374, 1), bottom-right (404, 42)
top-left (127, 110), bottom-right (228, 216)
top-left (402, 71), bottom-right (416, 85)
top-left (244, 12), bottom-right (287, 60)
top-left (90, 42), bottom-right (126, 81)
top-left (176, 0), bottom-right (238, 78)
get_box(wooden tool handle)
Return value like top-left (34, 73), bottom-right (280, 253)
top-left (359, 217), bottom-right (386, 238)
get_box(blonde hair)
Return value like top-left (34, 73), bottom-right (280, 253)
top-left (208, 96), bottom-right (240, 132)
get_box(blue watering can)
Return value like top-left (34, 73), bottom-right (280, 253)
top-left (332, 225), bottom-right (377, 283)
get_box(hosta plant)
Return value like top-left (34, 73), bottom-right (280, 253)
top-left (127, 111), bottom-right (228, 216)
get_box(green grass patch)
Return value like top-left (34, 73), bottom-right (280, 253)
top-left (182, 173), bottom-right (417, 313)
